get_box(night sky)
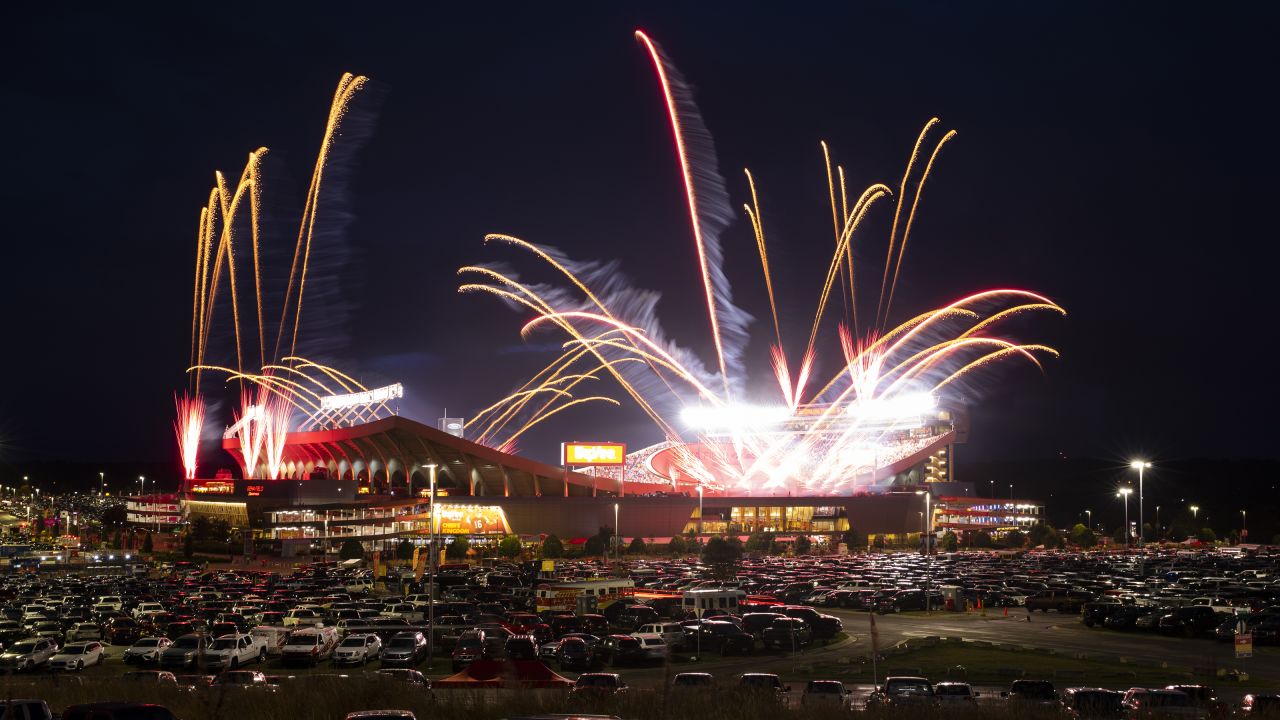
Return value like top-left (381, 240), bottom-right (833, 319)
top-left (3, 3), bottom-right (1278, 477)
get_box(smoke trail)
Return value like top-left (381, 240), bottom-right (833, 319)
top-left (635, 31), bottom-right (752, 394)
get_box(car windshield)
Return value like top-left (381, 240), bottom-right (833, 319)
top-left (388, 638), bottom-right (415, 649)
top-left (1073, 692), bottom-right (1122, 712)
top-left (288, 636), bottom-right (319, 647)
top-left (808, 682), bottom-right (843, 694)
top-left (135, 639), bottom-right (162, 647)
top-left (211, 638), bottom-right (238, 650)
top-left (887, 680), bottom-right (933, 695)
top-left (340, 638), bottom-right (365, 648)
top-left (937, 685), bottom-right (971, 696)
top-left (173, 637), bottom-right (200, 649)
top-left (578, 675), bottom-right (617, 687)
top-left (11, 642), bottom-right (37, 653)
top-left (1013, 682), bottom-right (1056, 699)
top-left (742, 676), bottom-right (779, 688)
top-left (65, 645), bottom-right (90, 654)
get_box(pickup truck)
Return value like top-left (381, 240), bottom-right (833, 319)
top-left (1025, 591), bottom-right (1092, 614)
top-left (379, 604), bottom-right (426, 623)
top-left (203, 633), bottom-right (268, 670)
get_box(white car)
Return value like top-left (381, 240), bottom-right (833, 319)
top-left (203, 633), bottom-right (269, 670)
top-left (97, 596), bottom-right (124, 612)
top-left (332, 633), bottom-right (382, 666)
top-left (133, 602), bottom-right (166, 619)
top-left (66, 623), bottom-right (105, 642)
top-left (0, 638), bottom-right (59, 671)
top-left (631, 634), bottom-right (669, 660)
top-left (802, 680), bottom-right (852, 708)
top-left (124, 636), bottom-right (173, 664)
top-left (283, 608), bottom-right (324, 627)
top-left (48, 642), bottom-right (105, 671)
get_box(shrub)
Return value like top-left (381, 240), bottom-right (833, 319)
top-left (628, 537), bottom-right (647, 555)
top-left (446, 536), bottom-right (470, 560)
top-left (541, 534), bottom-right (564, 558)
top-left (498, 535), bottom-right (522, 558)
top-left (339, 540), bottom-right (364, 560)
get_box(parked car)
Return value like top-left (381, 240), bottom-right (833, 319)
top-left (0, 699), bottom-right (53, 720)
top-left (380, 631), bottom-right (428, 667)
top-left (333, 633), bottom-right (382, 666)
top-left (570, 672), bottom-right (628, 698)
top-left (66, 623), bottom-right (105, 643)
top-left (738, 673), bottom-right (788, 702)
top-left (124, 636), bottom-right (173, 665)
top-left (802, 680), bottom-right (852, 708)
top-left (0, 638), bottom-right (59, 671)
top-left (1240, 694), bottom-right (1280, 717)
top-left (281, 627), bottom-right (339, 666)
top-left (48, 641), bottom-right (105, 671)
top-left (556, 636), bottom-right (595, 671)
top-left (1061, 688), bottom-right (1125, 719)
top-left (935, 682), bottom-right (979, 704)
top-left (452, 629), bottom-right (487, 670)
top-left (159, 634), bottom-right (208, 670)
top-left (122, 671), bottom-right (178, 685)
top-left (597, 634), bottom-right (646, 666)
top-left (867, 676), bottom-right (937, 710)
top-left (761, 618), bottom-right (812, 650)
top-left (203, 633), bottom-right (268, 670)
top-left (631, 634), bottom-right (669, 660)
top-left (61, 704), bottom-right (179, 720)
top-left (1026, 590), bottom-right (1092, 613)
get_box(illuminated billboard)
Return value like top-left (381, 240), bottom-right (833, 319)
top-left (190, 480), bottom-right (235, 495)
top-left (561, 442), bottom-right (627, 466)
top-left (434, 505), bottom-right (510, 535)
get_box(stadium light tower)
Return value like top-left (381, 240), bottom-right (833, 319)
top-left (425, 462), bottom-right (437, 670)
top-left (1117, 488), bottom-right (1133, 546)
top-left (1190, 504), bottom-right (1199, 520)
top-left (1085, 509), bottom-right (1092, 530)
top-left (99, 472), bottom-right (104, 497)
top-left (614, 502), bottom-right (620, 563)
top-left (1130, 460), bottom-right (1151, 546)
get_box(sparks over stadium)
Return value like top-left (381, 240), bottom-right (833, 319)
top-left (144, 33), bottom-right (1063, 555)
top-left (458, 30), bottom-right (1065, 498)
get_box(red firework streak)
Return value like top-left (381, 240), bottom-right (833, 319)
top-left (173, 392), bottom-right (206, 480)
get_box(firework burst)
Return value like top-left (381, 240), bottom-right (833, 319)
top-left (173, 392), bottom-right (205, 481)
top-left (458, 31), bottom-right (1065, 496)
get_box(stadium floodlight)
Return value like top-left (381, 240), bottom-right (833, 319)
top-left (680, 404), bottom-right (791, 431)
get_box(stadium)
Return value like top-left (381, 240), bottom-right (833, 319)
top-left (141, 71), bottom-right (1057, 555)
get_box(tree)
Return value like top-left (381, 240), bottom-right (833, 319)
top-left (395, 540), bottom-right (414, 561)
top-left (701, 536), bottom-right (743, 566)
top-left (745, 531), bottom-right (775, 554)
top-left (584, 535), bottom-right (605, 557)
top-left (1113, 526), bottom-right (1128, 545)
top-left (970, 531), bottom-right (994, 548)
top-left (339, 540), bottom-right (364, 560)
top-left (628, 537), bottom-right (647, 555)
top-left (142, 532), bottom-right (153, 554)
top-left (667, 535), bottom-right (688, 556)
top-left (182, 533), bottom-right (193, 558)
top-left (446, 536), bottom-right (470, 560)
top-left (1197, 527), bottom-right (1217, 543)
top-left (498, 535), bottom-right (522, 558)
top-left (541, 534), bottom-right (564, 558)
top-left (1069, 523), bottom-right (1098, 548)
top-left (941, 531), bottom-right (959, 553)
top-left (842, 529), bottom-right (865, 549)
top-left (1003, 530), bottom-right (1027, 548)
top-left (793, 535), bottom-right (812, 555)
top-left (190, 516), bottom-right (213, 541)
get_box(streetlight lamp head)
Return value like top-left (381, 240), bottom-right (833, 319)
top-left (1130, 460), bottom-right (1151, 469)
top-left (1119, 488), bottom-right (1133, 496)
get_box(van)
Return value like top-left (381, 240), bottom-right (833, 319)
top-left (635, 622), bottom-right (686, 650)
top-left (250, 626), bottom-right (291, 657)
top-left (281, 626), bottom-right (339, 666)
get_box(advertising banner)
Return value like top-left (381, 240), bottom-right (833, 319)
top-left (1236, 632), bottom-right (1253, 658)
top-left (434, 505), bottom-right (511, 535)
top-left (561, 442), bottom-right (627, 466)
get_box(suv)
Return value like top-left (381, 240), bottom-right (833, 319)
top-left (868, 677), bottom-right (937, 709)
top-left (571, 672), bottom-right (627, 698)
top-left (61, 704), bottom-right (178, 720)
top-left (738, 673), bottom-right (788, 701)
top-left (597, 635), bottom-right (645, 666)
top-left (452, 629), bottom-right (486, 671)
top-left (159, 634), bottom-right (208, 670)
top-left (802, 680), bottom-right (851, 708)
top-left (762, 618), bottom-right (812, 650)
top-left (779, 606), bottom-right (843, 637)
top-left (381, 631), bottom-right (428, 667)
top-left (504, 635), bottom-right (538, 661)
top-left (0, 638), bottom-right (58, 671)
top-left (0, 700), bottom-right (52, 720)
top-left (333, 634), bottom-right (382, 666)
top-left (1158, 607), bottom-right (1221, 637)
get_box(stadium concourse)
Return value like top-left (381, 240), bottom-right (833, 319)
top-left (130, 414), bottom-right (1043, 556)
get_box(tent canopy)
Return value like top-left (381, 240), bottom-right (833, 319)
top-left (434, 660), bottom-right (574, 689)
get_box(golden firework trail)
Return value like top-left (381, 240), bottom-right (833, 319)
top-left (459, 31), bottom-right (1065, 495)
top-left (179, 74), bottom-right (382, 476)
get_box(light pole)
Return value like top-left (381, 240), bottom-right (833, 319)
top-left (1241, 510), bottom-right (1247, 541)
top-left (1130, 460), bottom-right (1151, 546)
top-left (99, 472), bottom-right (105, 497)
top-left (696, 485), bottom-right (703, 541)
top-left (989, 480), bottom-right (994, 498)
top-left (1155, 505), bottom-right (1161, 539)
top-left (1009, 483), bottom-right (1014, 500)
top-left (1117, 488), bottom-right (1132, 546)
top-left (1190, 505), bottom-right (1199, 521)
top-left (1085, 509), bottom-right (1092, 532)
top-left (614, 502), bottom-right (620, 564)
top-left (425, 462), bottom-right (437, 670)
